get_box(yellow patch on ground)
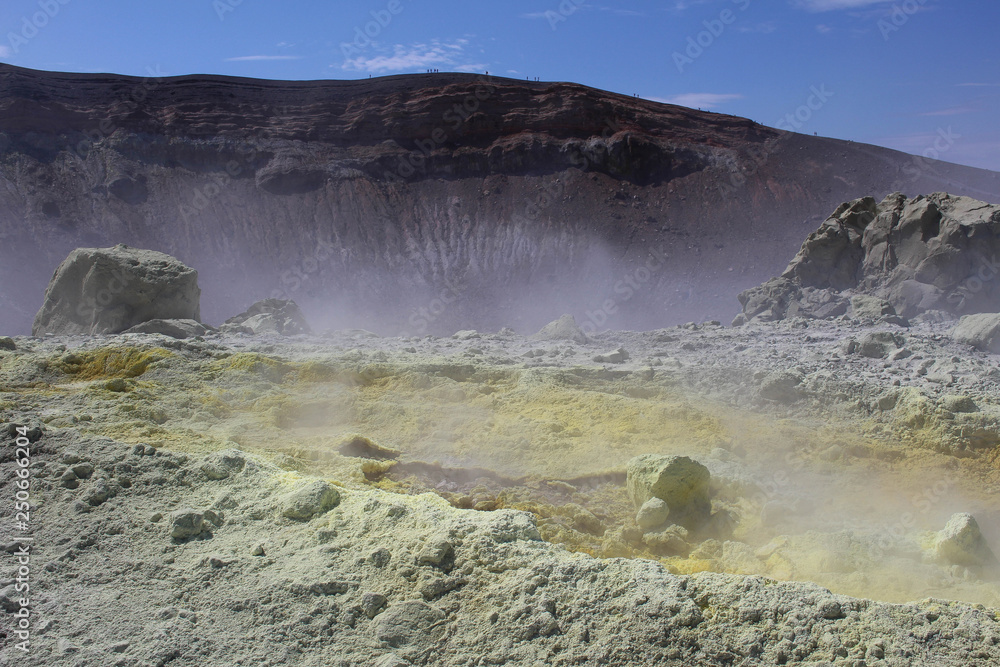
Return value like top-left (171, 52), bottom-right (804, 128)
top-left (50, 346), bottom-right (173, 380)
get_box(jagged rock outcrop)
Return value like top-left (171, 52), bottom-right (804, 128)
top-left (31, 244), bottom-right (201, 336)
top-left (1, 66), bottom-right (999, 336)
top-left (736, 193), bottom-right (1000, 325)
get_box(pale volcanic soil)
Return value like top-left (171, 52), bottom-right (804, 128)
top-left (2, 317), bottom-right (1000, 666)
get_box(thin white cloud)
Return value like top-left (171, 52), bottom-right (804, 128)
top-left (0, 46), bottom-right (10, 58)
top-left (919, 106), bottom-right (977, 117)
top-left (600, 7), bottom-right (644, 16)
top-left (957, 82), bottom-right (1000, 87)
top-left (340, 39), bottom-right (485, 74)
top-left (815, 23), bottom-right (834, 33)
top-left (792, 0), bottom-right (892, 11)
top-left (737, 22), bottom-right (778, 34)
top-left (225, 55), bottom-right (302, 62)
top-left (665, 0), bottom-right (713, 11)
top-left (652, 93), bottom-right (743, 110)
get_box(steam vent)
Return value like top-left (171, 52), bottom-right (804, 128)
top-left (3, 64), bottom-right (1000, 667)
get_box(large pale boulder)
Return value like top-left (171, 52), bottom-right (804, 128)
top-left (952, 313), bottom-right (1000, 354)
top-left (626, 455), bottom-right (711, 527)
top-left (934, 513), bottom-right (998, 569)
top-left (32, 245), bottom-right (201, 336)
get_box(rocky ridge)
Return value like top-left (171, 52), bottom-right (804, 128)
top-left (736, 192), bottom-right (1000, 325)
top-left (2, 65), bottom-right (1000, 336)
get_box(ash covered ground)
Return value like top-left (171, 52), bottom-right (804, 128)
top-left (3, 313), bottom-right (1000, 666)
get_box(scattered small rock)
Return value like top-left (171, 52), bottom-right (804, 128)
top-left (420, 576), bottom-right (466, 600)
top-left (941, 395), bottom-right (978, 414)
top-left (759, 370), bottom-right (804, 403)
top-left (416, 538), bottom-right (454, 567)
top-left (222, 298), bottom-right (312, 335)
top-left (370, 548), bottom-right (392, 568)
top-left (281, 480), bottom-right (341, 521)
top-left (856, 332), bottom-right (903, 359)
top-left (374, 600), bottom-right (447, 651)
top-left (169, 509), bottom-right (206, 540)
top-left (361, 592), bottom-right (389, 619)
top-left (200, 449), bottom-right (247, 480)
top-left (105, 378), bottom-right (129, 392)
top-left (593, 347), bottom-right (629, 364)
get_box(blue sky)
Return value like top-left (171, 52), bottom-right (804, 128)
top-left (1, 0), bottom-right (998, 171)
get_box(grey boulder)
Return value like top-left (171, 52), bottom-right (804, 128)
top-left (626, 454), bottom-right (711, 528)
top-left (222, 298), bottom-right (311, 335)
top-left (374, 600), bottom-right (447, 651)
top-left (952, 313), bottom-right (1000, 354)
top-left (169, 509), bottom-right (206, 540)
top-left (123, 319), bottom-right (215, 339)
top-left (32, 244), bottom-right (201, 336)
top-left (281, 480), bottom-right (341, 520)
top-left (934, 513), bottom-right (998, 569)
top-left (532, 314), bottom-right (588, 344)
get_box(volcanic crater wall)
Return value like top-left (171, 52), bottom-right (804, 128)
top-left (1, 65), bottom-right (1000, 335)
